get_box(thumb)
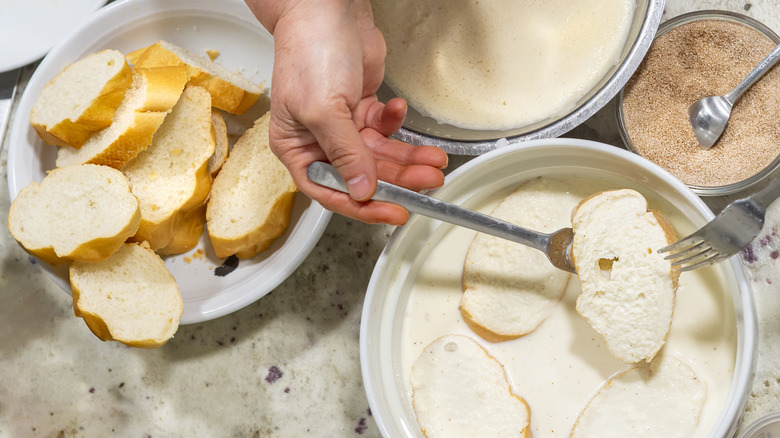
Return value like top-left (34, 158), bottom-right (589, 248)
top-left (309, 113), bottom-right (377, 202)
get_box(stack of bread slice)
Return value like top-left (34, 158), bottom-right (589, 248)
top-left (11, 41), bottom-right (291, 348)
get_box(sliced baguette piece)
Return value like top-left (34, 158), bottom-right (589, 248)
top-left (411, 335), bottom-right (531, 438)
top-left (121, 85), bottom-right (215, 251)
top-left (7, 164), bottom-right (140, 266)
top-left (208, 109), bottom-right (229, 177)
top-left (570, 356), bottom-right (706, 437)
top-left (206, 112), bottom-right (298, 259)
top-left (157, 202), bottom-right (207, 256)
top-left (132, 40), bottom-right (262, 114)
top-left (70, 242), bottom-right (183, 349)
top-left (571, 189), bottom-right (679, 363)
top-left (55, 66), bottom-right (189, 169)
top-left (30, 49), bottom-right (132, 148)
top-left (460, 178), bottom-right (577, 342)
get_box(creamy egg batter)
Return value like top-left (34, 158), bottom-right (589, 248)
top-left (401, 177), bottom-right (737, 437)
top-left (372, 0), bottom-right (636, 130)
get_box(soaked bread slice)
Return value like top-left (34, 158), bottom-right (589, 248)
top-left (570, 356), bottom-right (706, 437)
top-left (121, 85), bottom-right (215, 251)
top-left (132, 40), bottom-right (262, 114)
top-left (30, 49), bottom-right (132, 148)
top-left (460, 178), bottom-right (577, 342)
top-left (70, 242), bottom-right (183, 349)
top-left (7, 164), bottom-right (140, 266)
top-left (411, 335), bottom-right (531, 437)
top-left (571, 189), bottom-right (679, 363)
top-left (55, 66), bottom-right (189, 169)
top-left (206, 112), bottom-right (297, 259)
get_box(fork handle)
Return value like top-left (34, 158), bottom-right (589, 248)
top-left (307, 161), bottom-right (552, 252)
top-left (749, 175), bottom-right (780, 209)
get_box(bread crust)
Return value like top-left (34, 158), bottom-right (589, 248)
top-left (209, 191), bottom-right (296, 259)
top-left (133, 41), bottom-right (262, 114)
top-left (156, 202), bottom-right (208, 256)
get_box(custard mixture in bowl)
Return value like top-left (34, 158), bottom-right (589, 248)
top-left (371, 0), bottom-right (664, 154)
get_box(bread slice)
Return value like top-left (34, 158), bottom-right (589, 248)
top-left (570, 356), bottom-right (706, 437)
top-left (411, 335), bottom-right (531, 437)
top-left (571, 189), bottom-right (679, 363)
top-left (121, 85), bottom-right (215, 251)
top-left (132, 40), bottom-right (262, 114)
top-left (157, 202), bottom-right (207, 256)
top-left (208, 109), bottom-right (229, 177)
top-left (206, 112), bottom-right (298, 259)
top-left (460, 178), bottom-right (577, 342)
top-left (30, 49), bottom-right (132, 148)
top-left (7, 164), bottom-right (140, 266)
top-left (70, 242), bottom-right (183, 349)
top-left (55, 65), bottom-right (189, 169)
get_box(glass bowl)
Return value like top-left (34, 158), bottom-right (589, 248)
top-left (377, 0), bottom-right (665, 155)
top-left (616, 10), bottom-right (780, 196)
top-left (738, 411), bottom-right (780, 438)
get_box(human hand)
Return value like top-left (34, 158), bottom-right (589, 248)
top-left (245, 0), bottom-right (448, 225)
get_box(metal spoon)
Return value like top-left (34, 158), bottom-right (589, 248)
top-left (307, 161), bottom-right (576, 273)
top-left (689, 43), bottom-right (780, 149)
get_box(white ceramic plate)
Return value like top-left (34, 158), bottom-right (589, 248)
top-left (6, 0), bottom-right (332, 324)
top-left (360, 139), bottom-right (757, 438)
top-left (0, 0), bottom-right (108, 72)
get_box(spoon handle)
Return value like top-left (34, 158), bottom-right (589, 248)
top-left (306, 161), bottom-right (551, 251)
top-left (725, 44), bottom-right (780, 104)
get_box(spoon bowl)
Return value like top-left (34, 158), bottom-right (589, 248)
top-left (688, 95), bottom-right (733, 148)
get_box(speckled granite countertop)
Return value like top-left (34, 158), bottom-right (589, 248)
top-left (1, 1), bottom-right (779, 437)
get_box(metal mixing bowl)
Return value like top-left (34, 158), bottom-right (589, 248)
top-left (377, 0), bottom-right (665, 155)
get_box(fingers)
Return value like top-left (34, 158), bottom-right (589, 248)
top-left (362, 125), bottom-right (449, 170)
top-left (361, 97), bottom-right (407, 137)
top-left (303, 101), bottom-right (378, 202)
top-left (310, 186), bottom-right (411, 225)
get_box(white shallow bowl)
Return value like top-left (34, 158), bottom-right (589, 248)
top-left (360, 139), bottom-right (757, 437)
top-left (6, 0), bottom-right (331, 324)
top-left (0, 0), bottom-right (107, 72)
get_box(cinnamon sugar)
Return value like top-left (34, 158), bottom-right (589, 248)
top-left (621, 18), bottom-right (780, 188)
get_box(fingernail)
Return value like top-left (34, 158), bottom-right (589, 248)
top-left (347, 174), bottom-right (372, 201)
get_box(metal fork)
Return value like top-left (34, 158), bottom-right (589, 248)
top-left (659, 176), bottom-right (780, 271)
top-left (307, 161), bottom-right (577, 273)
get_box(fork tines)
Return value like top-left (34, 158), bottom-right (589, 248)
top-left (658, 237), bottom-right (723, 272)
